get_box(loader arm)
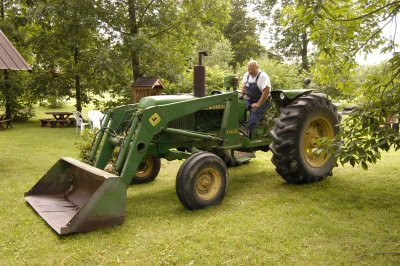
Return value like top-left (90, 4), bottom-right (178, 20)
top-left (92, 104), bottom-right (139, 169)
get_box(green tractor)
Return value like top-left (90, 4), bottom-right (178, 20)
top-left (25, 53), bottom-right (340, 234)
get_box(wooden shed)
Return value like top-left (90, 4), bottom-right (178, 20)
top-left (131, 77), bottom-right (165, 103)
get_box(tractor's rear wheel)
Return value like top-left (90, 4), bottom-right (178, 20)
top-left (176, 152), bottom-right (229, 210)
top-left (269, 94), bottom-right (340, 184)
top-left (131, 155), bottom-right (161, 184)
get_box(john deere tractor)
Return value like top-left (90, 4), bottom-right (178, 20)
top-left (25, 52), bottom-right (340, 234)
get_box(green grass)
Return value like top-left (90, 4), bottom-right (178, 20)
top-left (1, 105), bottom-right (399, 265)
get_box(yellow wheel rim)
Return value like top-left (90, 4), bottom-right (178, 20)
top-left (195, 168), bottom-right (222, 201)
top-left (135, 156), bottom-right (154, 178)
top-left (302, 116), bottom-right (334, 168)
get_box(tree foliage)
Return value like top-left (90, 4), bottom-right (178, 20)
top-left (0, 0), bottom-right (234, 114)
top-left (0, 1), bottom-right (37, 119)
top-left (0, 1), bottom-right (272, 118)
top-left (223, 0), bottom-right (266, 67)
top-left (92, 0), bottom-right (231, 109)
top-left (101, 0), bottom-right (230, 79)
top-left (238, 56), bottom-right (307, 90)
top-left (28, 0), bottom-right (111, 112)
top-left (283, 0), bottom-right (400, 169)
top-left (261, 0), bottom-right (311, 71)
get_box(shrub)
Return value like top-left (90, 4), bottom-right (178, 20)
top-left (237, 57), bottom-right (306, 90)
top-left (74, 129), bottom-right (97, 163)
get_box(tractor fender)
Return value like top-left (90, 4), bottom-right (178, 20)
top-left (270, 89), bottom-right (314, 109)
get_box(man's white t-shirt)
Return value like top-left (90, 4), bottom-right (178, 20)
top-left (242, 70), bottom-right (271, 92)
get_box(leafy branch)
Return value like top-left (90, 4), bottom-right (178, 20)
top-left (316, 96), bottom-right (400, 170)
top-left (335, 0), bottom-right (400, 22)
top-left (137, 0), bottom-right (156, 26)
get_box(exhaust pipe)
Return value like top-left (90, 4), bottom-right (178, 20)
top-left (193, 51), bottom-right (208, 97)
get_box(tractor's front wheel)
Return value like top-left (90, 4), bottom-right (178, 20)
top-left (131, 155), bottom-right (161, 184)
top-left (269, 94), bottom-right (341, 184)
top-left (176, 152), bottom-right (229, 210)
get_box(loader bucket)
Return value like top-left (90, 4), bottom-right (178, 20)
top-left (25, 157), bottom-right (127, 235)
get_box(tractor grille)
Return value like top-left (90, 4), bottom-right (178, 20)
top-left (167, 115), bottom-right (195, 142)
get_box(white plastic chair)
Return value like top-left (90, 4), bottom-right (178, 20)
top-left (72, 111), bottom-right (91, 134)
top-left (88, 110), bottom-right (104, 130)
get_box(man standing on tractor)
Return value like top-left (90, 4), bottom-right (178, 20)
top-left (240, 60), bottom-right (272, 138)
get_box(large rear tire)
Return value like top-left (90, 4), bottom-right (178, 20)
top-left (176, 152), bottom-right (229, 210)
top-left (269, 94), bottom-right (340, 184)
top-left (131, 155), bottom-right (161, 184)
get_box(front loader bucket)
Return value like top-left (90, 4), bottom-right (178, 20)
top-left (25, 157), bottom-right (127, 235)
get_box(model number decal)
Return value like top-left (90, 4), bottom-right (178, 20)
top-left (226, 129), bottom-right (239, 135)
top-left (204, 105), bottom-right (225, 110)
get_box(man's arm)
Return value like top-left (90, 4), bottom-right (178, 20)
top-left (251, 86), bottom-right (270, 108)
top-left (241, 85), bottom-right (246, 96)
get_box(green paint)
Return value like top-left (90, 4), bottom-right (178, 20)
top-left (281, 89), bottom-right (313, 99)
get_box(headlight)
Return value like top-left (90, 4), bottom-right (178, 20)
top-left (280, 92), bottom-right (285, 100)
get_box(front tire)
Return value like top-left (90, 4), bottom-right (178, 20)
top-left (131, 155), bottom-right (161, 184)
top-left (176, 152), bottom-right (229, 210)
top-left (269, 94), bottom-right (340, 184)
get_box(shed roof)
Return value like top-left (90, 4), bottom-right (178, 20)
top-left (131, 77), bottom-right (164, 89)
top-left (0, 29), bottom-right (31, 70)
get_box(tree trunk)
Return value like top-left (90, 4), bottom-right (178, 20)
top-left (74, 47), bottom-right (82, 112)
top-left (128, 0), bottom-right (140, 80)
top-left (1, 0), bottom-right (4, 20)
top-left (1, 1), bottom-right (10, 119)
top-left (301, 32), bottom-right (309, 71)
top-left (3, 70), bottom-right (11, 119)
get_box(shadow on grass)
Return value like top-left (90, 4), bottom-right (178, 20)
top-left (122, 162), bottom-right (281, 220)
top-left (47, 155), bottom-right (400, 240)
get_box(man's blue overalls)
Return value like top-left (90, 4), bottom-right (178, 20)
top-left (244, 71), bottom-right (272, 137)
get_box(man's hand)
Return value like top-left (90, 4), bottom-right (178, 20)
top-left (251, 102), bottom-right (260, 109)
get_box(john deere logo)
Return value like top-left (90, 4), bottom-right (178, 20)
top-left (149, 113), bottom-right (161, 126)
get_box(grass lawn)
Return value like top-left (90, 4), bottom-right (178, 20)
top-left (1, 104), bottom-right (399, 265)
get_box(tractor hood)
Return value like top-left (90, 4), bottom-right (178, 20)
top-left (138, 92), bottom-right (246, 118)
top-left (137, 91), bottom-right (235, 109)
top-left (138, 94), bottom-right (195, 109)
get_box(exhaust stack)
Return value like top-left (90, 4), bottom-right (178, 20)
top-left (193, 51), bottom-right (208, 97)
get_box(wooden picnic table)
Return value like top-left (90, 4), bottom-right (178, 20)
top-left (45, 112), bottom-right (73, 120)
top-left (0, 113), bottom-right (13, 131)
top-left (41, 112), bottom-right (74, 128)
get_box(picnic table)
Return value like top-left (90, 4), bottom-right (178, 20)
top-left (45, 111), bottom-right (73, 120)
top-left (40, 112), bottom-right (74, 128)
top-left (0, 113), bottom-right (13, 131)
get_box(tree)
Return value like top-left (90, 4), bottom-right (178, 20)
top-left (283, 0), bottom-right (400, 169)
top-left (101, 0), bottom-right (230, 82)
top-left (237, 55), bottom-right (307, 89)
top-left (28, 0), bottom-right (110, 112)
top-left (222, 0), bottom-right (266, 67)
top-left (267, 0), bottom-right (311, 71)
top-left (164, 35), bottom-right (236, 94)
top-left (0, 0), bottom-right (35, 119)
top-left (250, 0), bottom-right (311, 71)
